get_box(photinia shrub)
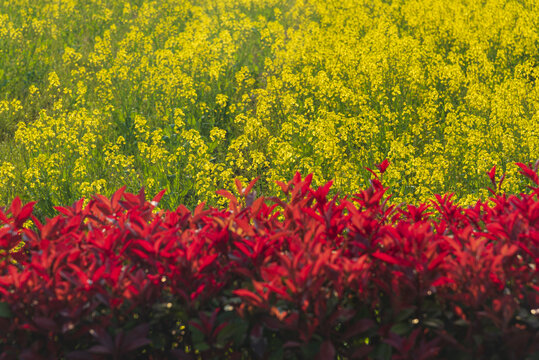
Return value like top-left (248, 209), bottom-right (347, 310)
top-left (0, 161), bottom-right (538, 359)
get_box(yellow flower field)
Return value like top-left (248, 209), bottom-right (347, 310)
top-left (0, 0), bottom-right (537, 217)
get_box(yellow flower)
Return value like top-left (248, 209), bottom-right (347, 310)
top-left (215, 94), bottom-right (228, 108)
top-left (47, 71), bottom-right (60, 90)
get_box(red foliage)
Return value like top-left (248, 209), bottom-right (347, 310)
top-left (0, 161), bottom-right (538, 359)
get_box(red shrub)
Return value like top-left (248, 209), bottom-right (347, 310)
top-left (0, 161), bottom-right (537, 359)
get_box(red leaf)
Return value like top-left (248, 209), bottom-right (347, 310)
top-left (151, 189), bottom-right (166, 208)
top-left (244, 176), bottom-right (259, 196)
top-left (30, 214), bottom-right (42, 231)
top-left (383, 331), bottom-right (406, 352)
top-left (427, 252), bottom-right (448, 271)
top-left (376, 159), bottom-right (390, 174)
top-left (251, 197), bottom-right (265, 216)
top-left (303, 208), bottom-right (324, 223)
top-left (516, 162), bottom-right (539, 185)
top-left (368, 187), bottom-right (385, 206)
top-left (234, 240), bottom-right (253, 258)
top-left (198, 254), bottom-right (218, 272)
top-left (0, 209), bottom-right (9, 223)
top-left (372, 251), bottom-right (410, 267)
top-left (33, 316), bottom-right (57, 332)
top-left (194, 202), bottom-right (206, 216)
top-left (22, 228), bottom-right (37, 243)
top-left (13, 202), bottom-right (36, 228)
top-left (498, 173), bottom-right (506, 189)
top-left (130, 248), bottom-right (150, 260)
top-left (9, 197), bottom-right (22, 218)
top-left (364, 167), bottom-right (378, 179)
top-left (122, 192), bottom-right (141, 208)
top-left (41, 217), bottom-right (62, 242)
top-left (311, 181), bottom-right (333, 204)
top-left (111, 186), bottom-right (126, 211)
top-left (283, 341), bottom-right (302, 348)
top-left (350, 345), bottom-right (373, 359)
top-left (487, 166), bottom-right (496, 187)
top-left (190, 284), bottom-right (206, 300)
top-left (216, 189), bottom-right (237, 203)
top-left (317, 340), bottom-right (335, 360)
top-left (232, 289), bottom-right (264, 307)
top-left (133, 239), bottom-right (155, 254)
top-left (275, 180), bottom-right (289, 194)
top-left (54, 206), bottom-right (73, 217)
top-left (121, 323), bottom-right (152, 353)
top-left (431, 276), bottom-right (455, 287)
top-left (234, 178), bottom-right (243, 195)
top-left (343, 318), bottom-right (375, 340)
top-left (137, 187), bottom-right (146, 205)
top-left (88, 345), bottom-right (113, 355)
top-left (17, 202), bottom-right (35, 220)
top-left (303, 173), bottom-right (313, 190)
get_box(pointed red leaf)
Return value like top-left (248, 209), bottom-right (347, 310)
top-left (15, 202), bottom-right (35, 225)
top-left (376, 159), bottom-right (390, 174)
top-left (9, 197), bottom-right (22, 218)
top-left (216, 189), bottom-right (237, 203)
top-left (251, 197), bottom-right (265, 216)
top-left (111, 186), bottom-right (126, 211)
top-left (343, 318), bottom-right (376, 340)
top-left (275, 180), bottom-right (289, 194)
top-left (431, 276), bottom-right (455, 287)
top-left (318, 340), bottom-right (335, 360)
top-left (364, 166), bottom-right (378, 179)
top-left (232, 289), bottom-right (264, 307)
top-left (427, 252), bottom-right (448, 271)
top-left (54, 206), bottom-right (73, 217)
top-left (498, 173), bottom-right (506, 189)
top-left (516, 162), bottom-right (539, 184)
top-left (487, 166), bottom-right (496, 187)
top-left (122, 323), bottom-right (152, 352)
top-left (234, 178), bottom-right (243, 195)
top-left (244, 176), bottom-right (259, 196)
top-left (150, 189), bottom-right (166, 208)
top-left (194, 201), bottom-right (206, 216)
top-left (372, 251), bottom-right (410, 267)
top-left (0, 209), bottom-right (9, 223)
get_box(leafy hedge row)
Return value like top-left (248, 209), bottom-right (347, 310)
top-left (0, 161), bottom-right (538, 359)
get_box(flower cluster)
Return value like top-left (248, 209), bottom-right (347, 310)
top-left (0, 0), bottom-right (537, 216)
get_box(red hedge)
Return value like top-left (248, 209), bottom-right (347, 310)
top-left (0, 162), bottom-right (538, 359)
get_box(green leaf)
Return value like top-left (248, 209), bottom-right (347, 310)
top-left (218, 318), bottom-right (248, 346)
top-left (190, 325), bottom-right (205, 344)
top-left (194, 341), bottom-right (210, 352)
top-left (454, 318), bottom-right (469, 327)
top-left (517, 308), bottom-right (539, 330)
top-left (0, 302), bottom-right (12, 318)
top-left (267, 336), bottom-right (285, 360)
top-left (301, 340), bottom-right (322, 359)
top-left (394, 307), bottom-right (416, 323)
top-left (372, 343), bottom-right (392, 360)
top-left (390, 322), bottom-right (410, 336)
top-left (190, 325), bottom-right (210, 351)
top-left (423, 318), bottom-right (444, 329)
top-left (215, 323), bottom-right (235, 344)
top-left (268, 346), bottom-right (284, 360)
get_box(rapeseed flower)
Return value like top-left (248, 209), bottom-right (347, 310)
top-left (0, 0), bottom-right (536, 216)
